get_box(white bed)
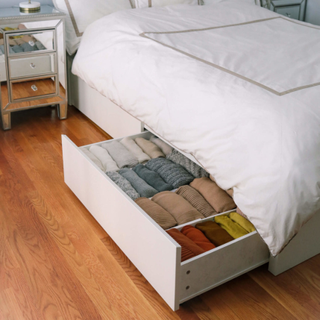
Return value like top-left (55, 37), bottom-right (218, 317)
top-left (56, 0), bottom-right (320, 310)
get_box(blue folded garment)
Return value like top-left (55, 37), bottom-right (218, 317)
top-left (133, 164), bottom-right (173, 192)
top-left (119, 168), bottom-right (157, 198)
top-left (11, 45), bottom-right (23, 53)
top-left (145, 158), bottom-right (195, 189)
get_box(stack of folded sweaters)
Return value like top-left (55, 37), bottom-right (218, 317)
top-left (83, 135), bottom-right (212, 199)
top-left (135, 177), bottom-right (236, 228)
top-left (83, 135), bottom-right (238, 228)
top-left (167, 212), bottom-right (256, 262)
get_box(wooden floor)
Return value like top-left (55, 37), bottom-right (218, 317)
top-left (1, 106), bottom-right (320, 320)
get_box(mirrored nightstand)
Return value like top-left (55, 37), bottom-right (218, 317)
top-left (260, 0), bottom-right (307, 21)
top-left (0, 5), bottom-right (67, 130)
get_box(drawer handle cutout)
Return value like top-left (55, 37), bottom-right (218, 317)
top-left (31, 85), bottom-right (38, 92)
top-left (30, 63), bottom-right (36, 69)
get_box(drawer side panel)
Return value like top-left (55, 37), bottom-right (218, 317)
top-left (62, 135), bottom-right (180, 310)
top-left (179, 233), bottom-right (269, 303)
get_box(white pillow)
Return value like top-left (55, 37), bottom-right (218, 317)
top-left (134, 0), bottom-right (200, 9)
top-left (52, 0), bottom-right (133, 55)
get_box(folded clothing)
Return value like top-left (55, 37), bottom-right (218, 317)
top-left (101, 141), bottom-right (138, 168)
top-left (167, 228), bottom-right (205, 262)
top-left (150, 136), bottom-right (173, 155)
top-left (119, 168), bottom-right (157, 198)
top-left (181, 225), bottom-right (215, 251)
top-left (176, 185), bottom-right (216, 218)
top-left (195, 220), bottom-right (234, 246)
top-left (133, 164), bottom-right (173, 192)
top-left (135, 137), bottom-right (165, 159)
top-left (82, 148), bottom-right (104, 171)
top-left (229, 211), bottom-right (255, 233)
top-left (152, 191), bottom-right (204, 225)
top-left (120, 137), bottom-right (150, 164)
top-left (106, 171), bottom-right (140, 200)
top-left (89, 145), bottom-right (119, 172)
top-left (145, 158), bottom-right (194, 189)
top-left (167, 149), bottom-right (209, 178)
top-left (190, 177), bottom-right (235, 213)
top-left (214, 215), bottom-right (248, 239)
top-left (135, 197), bottom-right (177, 229)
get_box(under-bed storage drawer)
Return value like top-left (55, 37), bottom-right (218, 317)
top-left (62, 132), bottom-right (270, 311)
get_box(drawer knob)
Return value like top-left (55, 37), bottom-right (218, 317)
top-left (285, 13), bottom-right (291, 17)
top-left (30, 63), bottom-right (36, 69)
top-left (31, 85), bottom-right (38, 92)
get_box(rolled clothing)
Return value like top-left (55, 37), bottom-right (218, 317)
top-left (150, 136), bottom-right (173, 155)
top-left (135, 137), bottom-right (165, 158)
top-left (106, 171), bottom-right (140, 200)
top-left (119, 168), bottom-right (157, 198)
top-left (167, 228), bottom-right (205, 262)
top-left (236, 207), bottom-right (248, 219)
top-left (181, 225), bottom-right (215, 251)
top-left (145, 158), bottom-right (194, 189)
top-left (101, 141), bottom-right (138, 168)
top-left (11, 45), bottom-right (24, 53)
top-left (226, 189), bottom-right (234, 198)
top-left (195, 220), bottom-right (234, 246)
top-left (167, 149), bottom-right (209, 178)
top-left (89, 145), bottom-right (119, 172)
top-left (21, 41), bottom-right (38, 52)
top-left (120, 137), bottom-right (150, 164)
top-left (35, 41), bottom-right (46, 50)
top-left (135, 197), bottom-right (177, 229)
top-left (82, 148), bottom-right (104, 171)
top-left (214, 215), bottom-right (248, 239)
top-left (190, 177), bottom-right (236, 213)
top-left (152, 191), bottom-right (204, 225)
top-left (176, 185), bottom-right (216, 218)
top-left (229, 211), bottom-right (255, 233)
top-left (133, 164), bottom-right (173, 192)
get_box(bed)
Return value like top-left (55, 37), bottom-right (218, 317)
top-left (57, 0), bottom-right (320, 311)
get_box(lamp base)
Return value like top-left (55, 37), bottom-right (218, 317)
top-left (19, 2), bottom-right (41, 13)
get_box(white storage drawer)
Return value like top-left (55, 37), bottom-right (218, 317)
top-left (62, 131), bottom-right (270, 310)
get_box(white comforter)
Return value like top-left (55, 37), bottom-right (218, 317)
top-left (72, 0), bottom-right (320, 256)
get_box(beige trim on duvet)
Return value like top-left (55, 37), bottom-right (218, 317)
top-left (140, 17), bottom-right (320, 96)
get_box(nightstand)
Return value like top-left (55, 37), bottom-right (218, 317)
top-left (0, 5), bottom-right (67, 130)
top-left (260, 0), bottom-right (307, 21)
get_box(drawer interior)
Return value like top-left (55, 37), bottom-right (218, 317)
top-left (62, 131), bottom-right (270, 310)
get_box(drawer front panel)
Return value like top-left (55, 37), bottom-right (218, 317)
top-left (62, 134), bottom-right (181, 311)
top-left (9, 53), bottom-right (56, 79)
top-left (275, 5), bottom-right (300, 19)
top-left (10, 76), bottom-right (57, 101)
top-left (6, 29), bottom-right (55, 56)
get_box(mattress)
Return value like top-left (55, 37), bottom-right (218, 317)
top-left (72, 0), bottom-right (320, 256)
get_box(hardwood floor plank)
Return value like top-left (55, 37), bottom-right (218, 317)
top-left (0, 288), bottom-right (26, 320)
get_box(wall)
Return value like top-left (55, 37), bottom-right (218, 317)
top-left (305, 0), bottom-right (320, 25)
top-left (0, 0), bottom-right (53, 8)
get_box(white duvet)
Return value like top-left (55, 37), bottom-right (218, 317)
top-left (72, 0), bottom-right (320, 256)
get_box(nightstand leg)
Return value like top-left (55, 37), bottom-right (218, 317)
top-left (1, 113), bottom-right (11, 130)
top-left (57, 103), bottom-right (68, 120)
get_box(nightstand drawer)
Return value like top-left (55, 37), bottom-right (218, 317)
top-left (10, 76), bottom-right (57, 101)
top-left (9, 53), bottom-right (56, 79)
top-left (275, 4), bottom-right (300, 19)
top-left (6, 29), bottom-right (55, 56)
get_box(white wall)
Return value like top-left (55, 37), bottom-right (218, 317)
top-left (0, 0), bottom-right (53, 8)
top-left (305, 0), bottom-right (320, 25)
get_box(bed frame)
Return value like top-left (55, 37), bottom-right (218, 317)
top-left (67, 63), bottom-right (320, 277)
